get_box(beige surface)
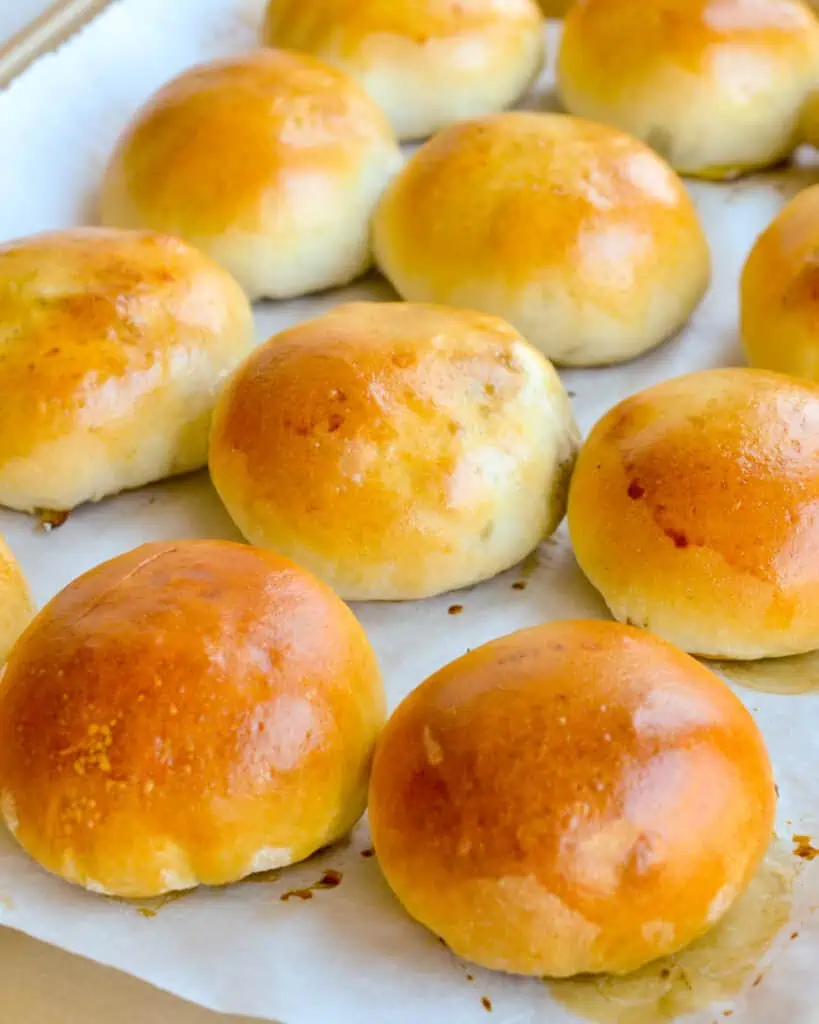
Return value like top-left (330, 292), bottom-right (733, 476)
top-left (0, 927), bottom-right (261, 1023)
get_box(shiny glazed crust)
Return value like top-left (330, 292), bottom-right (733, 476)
top-left (372, 112), bottom-right (710, 366)
top-left (0, 540), bottom-right (385, 898)
top-left (742, 185), bottom-right (819, 379)
top-left (0, 228), bottom-right (254, 512)
top-left (568, 368), bottom-right (819, 658)
top-left (209, 301), bottom-right (579, 600)
top-left (369, 620), bottom-right (775, 976)
top-left (99, 50), bottom-right (402, 299)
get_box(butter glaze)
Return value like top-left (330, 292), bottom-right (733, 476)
top-left (0, 228), bottom-right (253, 512)
top-left (369, 621), bottom-right (774, 976)
top-left (0, 540), bottom-right (385, 898)
top-left (373, 112), bottom-right (710, 366)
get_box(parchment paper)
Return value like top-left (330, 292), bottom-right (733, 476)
top-left (1, 1), bottom-right (818, 1021)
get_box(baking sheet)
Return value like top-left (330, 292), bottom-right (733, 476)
top-left (1, 0), bottom-right (819, 1021)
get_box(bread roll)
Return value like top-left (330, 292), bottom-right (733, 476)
top-left (0, 228), bottom-right (253, 513)
top-left (558, 0), bottom-right (819, 180)
top-left (742, 187), bottom-right (819, 380)
top-left (0, 540), bottom-right (384, 898)
top-left (569, 368), bottom-right (819, 659)
top-left (0, 536), bottom-right (33, 662)
top-left (369, 620), bottom-right (775, 977)
top-left (209, 302), bottom-right (579, 601)
top-left (262, 0), bottom-right (545, 141)
top-left (100, 50), bottom-right (402, 300)
top-left (372, 113), bottom-right (710, 366)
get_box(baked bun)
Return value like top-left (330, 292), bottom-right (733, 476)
top-left (99, 50), bottom-right (402, 300)
top-left (558, 0), bottom-right (819, 180)
top-left (0, 536), bottom-right (33, 662)
top-left (209, 302), bottom-right (579, 601)
top-left (742, 186), bottom-right (819, 379)
top-left (0, 540), bottom-right (384, 898)
top-left (372, 113), bottom-right (710, 366)
top-left (569, 368), bottom-right (819, 660)
top-left (0, 229), bottom-right (253, 513)
top-left (369, 619), bottom-right (775, 977)
top-left (262, 0), bottom-right (545, 141)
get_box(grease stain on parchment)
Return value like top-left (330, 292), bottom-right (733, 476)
top-left (549, 844), bottom-right (794, 1024)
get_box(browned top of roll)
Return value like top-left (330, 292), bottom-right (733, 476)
top-left (369, 619), bottom-right (775, 975)
top-left (568, 368), bottom-right (819, 658)
top-left (0, 540), bottom-right (384, 896)
top-left (562, 0), bottom-right (819, 78)
top-left (101, 49), bottom-right (396, 236)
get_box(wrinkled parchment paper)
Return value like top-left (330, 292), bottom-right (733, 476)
top-left (1, 2), bottom-right (819, 1021)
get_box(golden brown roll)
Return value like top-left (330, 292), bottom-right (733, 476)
top-left (100, 50), bottom-right (402, 300)
top-left (0, 228), bottom-right (253, 513)
top-left (742, 186), bottom-right (819, 379)
top-left (0, 540), bottom-right (385, 899)
top-left (209, 302), bottom-right (579, 600)
top-left (369, 620), bottom-right (775, 977)
top-left (0, 536), bottom-right (34, 662)
top-left (262, 0), bottom-right (545, 141)
top-left (372, 113), bottom-right (710, 366)
top-left (558, 0), bottom-right (819, 180)
top-left (568, 368), bottom-right (819, 659)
